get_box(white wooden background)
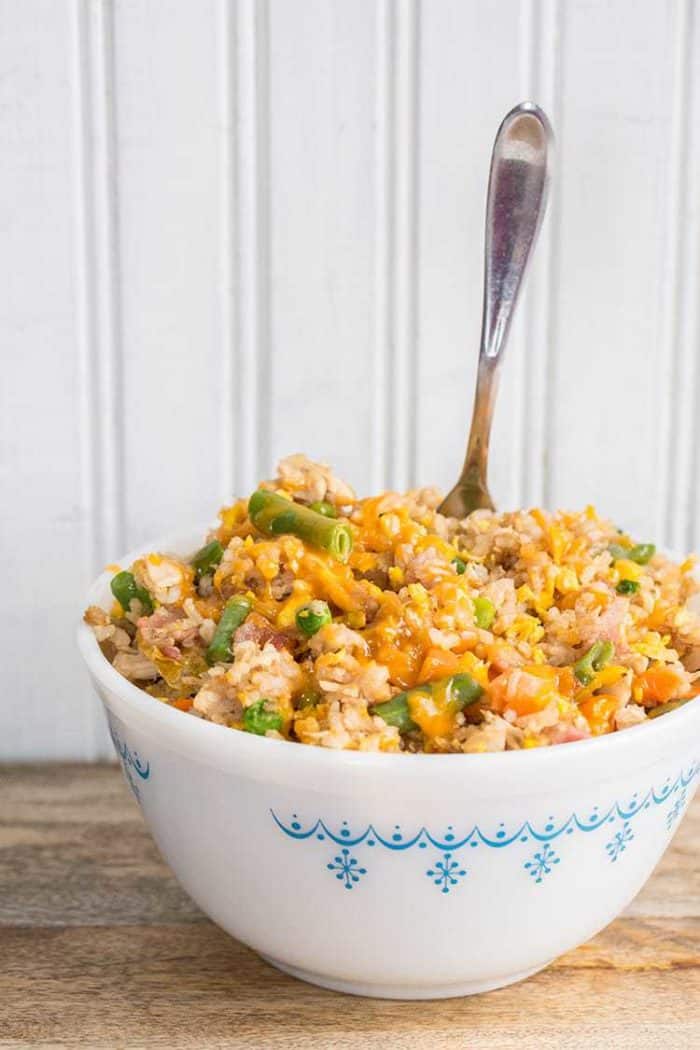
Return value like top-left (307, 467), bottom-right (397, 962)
top-left (2, 0), bottom-right (700, 759)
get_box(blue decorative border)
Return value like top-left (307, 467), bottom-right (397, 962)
top-left (108, 717), bottom-right (150, 802)
top-left (272, 763), bottom-right (698, 851)
top-left (271, 763), bottom-right (698, 891)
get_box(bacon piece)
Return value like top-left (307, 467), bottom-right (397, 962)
top-left (546, 724), bottom-right (591, 745)
top-left (137, 608), bottom-right (200, 651)
top-left (235, 613), bottom-right (293, 652)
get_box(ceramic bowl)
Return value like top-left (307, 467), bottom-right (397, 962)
top-left (78, 528), bottom-right (699, 999)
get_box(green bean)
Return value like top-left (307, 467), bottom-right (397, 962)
top-left (309, 500), bottom-right (337, 518)
top-left (206, 595), bottom-right (252, 665)
top-left (473, 596), bottom-right (496, 630)
top-left (111, 571), bottom-right (153, 615)
top-left (616, 579), bottom-right (639, 595)
top-left (248, 490), bottom-right (353, 563)
top-left (369, 691), bottom-right (420, 732)
top-left (627, 543), bottom-right (655, 565)
top-left (191, 539), bottom-right (224, 579)
top-left (243, 698), bottom-right (283, 735)
top-left (296, 600), bottom-right (332, 637)
top-left (609, 542), bottom-right (655, 565)
top-left (370, 673), bottom-right (484, 733)
top-left (448, 673), bottom-right (485, 706)
top-left (451, 557), bottom-right (467, 575)
top-left (647, 697), bottom-right (694, 719)
top-left (297, 689), bottom-right (321, 710)
top-left (573, 640), bottom-right (614, 686)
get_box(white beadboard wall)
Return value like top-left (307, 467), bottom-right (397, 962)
top-left (1, 0), bottom-right (699, 759)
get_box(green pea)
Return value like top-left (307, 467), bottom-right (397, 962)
top-left (616, 579), bottom-right (639, 595)
top-left (473, 596), bottom-right (496, 630)
top-left (206, 595), bottom-right (252, 665)
top-left (191, 539), bottom-right (224, 579)
top-left (452, 557), bottom-right (467, 575)
top-left (296, 600), bottom-right (332, 637)
top-left (110, 571), bottom-right (153, 615)
top-left (573, 641), bottom-right (614, 686)
top-left (243, 699), bottom-right (283, 735)
top-left (309, 500), bottom-right (337, 518)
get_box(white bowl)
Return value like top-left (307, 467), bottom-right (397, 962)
top-left (78, 528), bottom-right (700, 999)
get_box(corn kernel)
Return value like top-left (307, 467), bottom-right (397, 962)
top-left (388, 566), bottom-right (405, 587)
top-left (555, 567), bottom-right (579, 594)
top-left (407, 582), bottom-right (429, 604)
top-left (523, 734), bottom-right (543, 749)
top-left (615, 558), bottom-right (642, 583)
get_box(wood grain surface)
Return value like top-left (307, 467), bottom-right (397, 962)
top-left (0, 765), bottom-right (698, 1049)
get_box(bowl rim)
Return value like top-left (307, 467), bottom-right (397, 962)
top-left (77, 524), bottom-right (700, 777)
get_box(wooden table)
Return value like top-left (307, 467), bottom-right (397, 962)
top-left (1, 765), bottom-right (698, 1049)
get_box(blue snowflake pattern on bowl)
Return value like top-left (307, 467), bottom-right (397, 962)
top-left (327, 848), bottom-right (366, 889)
top-left (605, 822), bottom-right (634, 862)
top-left (271, 763), bottom-right (697, 893)
top-left (524, 842), bottom-right (560, 883)
top-left (426, 853), bottom-right (467, 894)
top-left (666, 789), bottom-right (687, 830)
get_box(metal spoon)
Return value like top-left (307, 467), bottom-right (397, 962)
top-left (438, 101), bottom-right (553, 519)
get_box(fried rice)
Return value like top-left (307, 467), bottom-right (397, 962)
top-left (85, 454), bottom-right (700, 753)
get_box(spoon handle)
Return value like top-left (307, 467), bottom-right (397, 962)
top-left (448, 102), bottom-right (553, 514)
top-left (482, 102), bottom-right (552, 361)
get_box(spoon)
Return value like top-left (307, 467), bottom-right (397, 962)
top-left (438, 101), bottom-right (553, 519)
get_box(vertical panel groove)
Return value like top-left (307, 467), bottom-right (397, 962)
top-left (516, 0), bottom-right (539, 508)
top-left (537, 0), bottom-right (563, 510)
top-left (235, 0), bottom-right (271, 495)
top-left (409, 1), bottom-right (421, 491)
top-left (658, 0), bottom-right (695, 551)
top-left (386, 0), bottom-right (419, 492)
top-left (218, 0), bottom-right (237, 502)
top-left (680, 1), bottom-right (700, 552)
top-left (72, 0), bottom-right (124, 758)
top-left (254, 0), bottom-right (271, 486)
top-left (518, 0), bottom-right (562, 509)
top-left (372, 0), bottom-right (391, 493)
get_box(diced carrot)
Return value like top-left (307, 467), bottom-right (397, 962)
top-left (371, 639), bottom-right (424, 690)
top-left (172, 698), bottom-right (193, 712)
top-left (489, 667), bottom-right (557, 717)
top-left (635, 665), bottom-right (687, 705)
top-left (554, 666), bottom-right (577, 697)
top-left (417, 647), bottom-right (460, 683)
top-left (578, 694), bottom-right (618, 735)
